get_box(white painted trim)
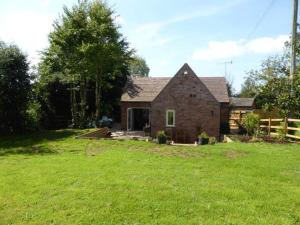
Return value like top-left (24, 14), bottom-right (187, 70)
top-left (166, 109), bottom-right (176, 127)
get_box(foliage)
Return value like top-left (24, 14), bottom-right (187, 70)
top-left (209, 137), bottom-right (216, 145)
top-left (25, 100), bottom-right (42, 131)
top-left (239, 75), bottom-right (258, 98)
top-left (0, 132), bottom-right (300, 224)
top-left (226, 79), bottom-right (235, 97)
top-left (242, 113), bottom-right (259, 136)
top-left (39, 0), bottom-right (132, 128)
top-left (276, 122), bottom-right (286, 141)
top-left (240, 37), bottom-right (300, 116)
top-left (0, 41), bottom-right (31, 133)
top-left (156, 130), bottom-right (167, 144)
top-left (156, 130), bottom-right (167, 138)
top-left (129, 55), bottom-right (150, 77)
top-left (198, 132), bottom-right (209, 139)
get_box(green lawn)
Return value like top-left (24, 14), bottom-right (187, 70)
top-left (0, 130), bottom-right (300, 225)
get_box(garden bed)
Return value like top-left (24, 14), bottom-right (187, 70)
top-left (227, 134), bottom-right (293, 144)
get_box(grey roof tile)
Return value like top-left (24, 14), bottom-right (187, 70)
top-left (121, 76), bottom-right (229, 103)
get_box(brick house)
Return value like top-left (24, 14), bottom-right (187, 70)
top-left (121, 63), bottom-right (230, 143)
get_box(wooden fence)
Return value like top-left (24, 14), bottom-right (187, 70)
top-left (259, 118), bottom-right (300, 140)
top-left (229, 110), bottom-right (249, 130)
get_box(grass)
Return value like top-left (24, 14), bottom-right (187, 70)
top-left (0, 130), bottom-right (300, 225)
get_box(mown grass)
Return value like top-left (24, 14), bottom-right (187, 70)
top-left (0, 130), bottom-right (300, 225)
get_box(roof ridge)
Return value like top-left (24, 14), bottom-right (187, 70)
top-left (132, 76), bottom-right (225, 79)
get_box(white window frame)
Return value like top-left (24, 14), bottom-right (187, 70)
top-left (166, 109), bottom-right (175, 127)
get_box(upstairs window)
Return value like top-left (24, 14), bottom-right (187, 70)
top-left (166, 110), bottom-right (175, 127)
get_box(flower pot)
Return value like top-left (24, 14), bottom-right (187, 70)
top-left (198, 137), bottom-right (209, 145)
top-left (158, 136), bottom-right (167, 144)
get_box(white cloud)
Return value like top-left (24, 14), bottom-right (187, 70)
top-left (192, 35), bottom-right (289, 61)
top-left (245, 35), bottom-right (288, 53)
top-left (131, 7), bottom-right (222, 49)
top-left (129, 0), bottom-right (247, 49)
top-left (192, 40), bottom-right (244, 61)
top-left (0, 11), bottom-right (55, 65)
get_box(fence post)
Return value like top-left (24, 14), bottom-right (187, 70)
top-left (284, 117), bottom-right (288, 137)
top-left (268, 117), bottom-right (271, 136)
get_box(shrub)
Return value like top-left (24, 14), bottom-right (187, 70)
top-left (156, 130), bottom-right (167, 144)
top-left (198, 132), bottom-right (209, 145)
top-left (209, 137), bottom-right (217, 145)
top-left (276, 122), bottom-right (286, 141)
top-left (198, 132), bottom-right (209, 139)
top-left (242, 113), bottom-right (260, 136)
top-left (25, 100), bottom-right (42, 131)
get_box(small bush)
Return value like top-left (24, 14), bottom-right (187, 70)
top-left (209, 137), bottom-right (217, 145)
top-left (198, 132), bottom-right (209, 145)
top-left (276, 122), bottom-right (286, 141)
top-left (198, 132), bottom-right (209, 139)
top-left (25, 100), bottom-right (42, 131)
top-left (242, 113), bottom-right (260, 136)
top-left (156, 130), bottom-right (167, 144)
top-left (228, 135), bottom-right (252, 142)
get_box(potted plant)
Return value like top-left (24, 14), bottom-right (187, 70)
top-left (157, 130), bottom-right (167, 144)
top-left (198, 132), bottom-right (209, 145)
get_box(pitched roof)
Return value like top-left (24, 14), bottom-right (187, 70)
top-left (121, 76), bottom-right (229, 103)
top-left (230, 97), bottom-right (255, 107)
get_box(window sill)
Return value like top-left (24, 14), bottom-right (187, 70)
top-left (166, 125), bottom-right (176, 127)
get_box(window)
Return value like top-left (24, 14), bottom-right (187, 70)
top-left (166, 110), bottom-right (175, 127)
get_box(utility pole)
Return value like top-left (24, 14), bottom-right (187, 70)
top-left (290, 0), bottom-right (298, 80)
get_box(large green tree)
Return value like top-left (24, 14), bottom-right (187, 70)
top-left (129, 55), bottom-right (150, 77)
top-left (39, 0), bottom-right (132, 128)
top-left (0, 41), bottom-right (31, 133)
top-left (239, 39), bottom-right (300, 116)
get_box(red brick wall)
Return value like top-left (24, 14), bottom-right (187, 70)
top-left (150, 71), bottom-right (221, 143)
top-left (120, 102), bottom-right (151, 130)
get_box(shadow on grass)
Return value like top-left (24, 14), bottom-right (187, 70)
top-left (0, 129), bottom-right (80, 150)
top-left (0, 145), bottom-right (58, 156)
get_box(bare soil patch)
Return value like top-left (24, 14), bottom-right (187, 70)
top-left (137, 147), bottom-right (206, 158)
top-left (225, 150), bottom-right (248, 159)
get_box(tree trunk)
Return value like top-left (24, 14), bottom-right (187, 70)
top-left (70, 76), bottom-right (79, 127)
top-left (95, 68), bottom-right (102, 122)
top-left (79, 76), bottom-right (87, 128)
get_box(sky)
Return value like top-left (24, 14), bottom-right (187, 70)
top-left (0, 0), bottom-right (295, 92)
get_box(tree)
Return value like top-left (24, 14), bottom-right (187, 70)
top-left (240, 52), bottom-right (300, 116)
top-left (226, 79), bottom-right (235, 97)
top-left (0, 41), bottom-right (31, 133)
top-left (239, 75), bottom-right (258, 98)
top-left (39, 0), bottom-right (132, 128)
top-left (129, 55), bottom-right (150, 77)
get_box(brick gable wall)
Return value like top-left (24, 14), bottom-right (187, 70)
top-left (150, 67), bottom-right (221, 143)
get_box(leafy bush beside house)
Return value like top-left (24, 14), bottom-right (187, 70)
top-left (242, 113), bottom-right (260, 136)
top-left (198, 132), bottom-right (209, 145)
top-left (156, 130), bottom-right (167, 144)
